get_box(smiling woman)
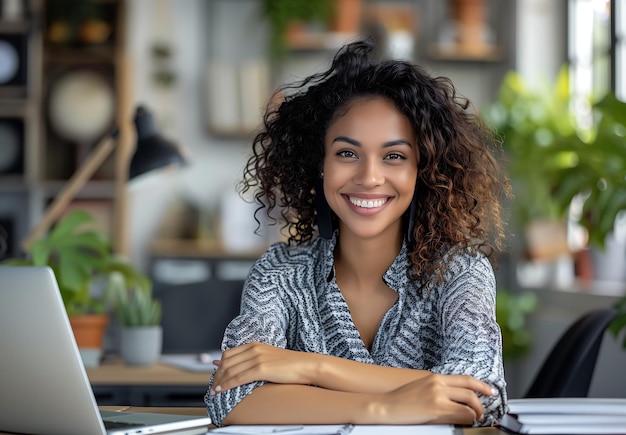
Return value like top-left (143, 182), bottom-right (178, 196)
top-left (205, 39), bottom-right (511, 428)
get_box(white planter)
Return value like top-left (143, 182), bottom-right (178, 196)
top-left (590, 232), bottom-right (626, 284)
top-left (119, 326), bottom-right (162, 366)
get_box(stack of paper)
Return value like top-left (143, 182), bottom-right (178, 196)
top-left (499, 398), bottom-right (626, 434)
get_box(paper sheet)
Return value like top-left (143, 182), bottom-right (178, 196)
top-left (210, 424), bottom-right (454, 434)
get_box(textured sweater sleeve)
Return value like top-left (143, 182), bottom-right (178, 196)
top-left (204, 244), bottom-right (290, 427)
top-left (429, 253), bottom-right (508, 426)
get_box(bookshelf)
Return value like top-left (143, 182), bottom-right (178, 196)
top-left (0, 0), bottom-right (132, 258)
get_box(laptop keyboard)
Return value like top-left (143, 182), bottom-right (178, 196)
top-left (104, 420), bottom-right (145, 429)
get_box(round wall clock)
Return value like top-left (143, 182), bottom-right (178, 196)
top-left (0, 40), bottom-right (19, 85)
top-left (47, 69), bottom-right (115, 144)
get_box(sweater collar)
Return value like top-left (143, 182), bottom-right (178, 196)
top-left (319, 231), bottom-right (413, 296)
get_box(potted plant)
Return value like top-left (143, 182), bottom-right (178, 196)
top-left (261, 0), bottom-right (334, 57)
top-left (486, 68), bottom-right (626, 354)
top-left (484, 67), bottom-right (582, 232)
top-left (547, 92), bottom-right (626, 353)
top-left (2, 209), bottom-right (151, 366)
top-left (104, 276), bottom-right (163, 366)
top-left (546, 93), bottom-right (626, 249)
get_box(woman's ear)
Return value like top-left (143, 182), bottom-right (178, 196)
top-left (314, 177), bottom-right (334, 239)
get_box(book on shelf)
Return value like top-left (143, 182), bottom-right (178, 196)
top-left (498, 398), bottom-right (626, 434)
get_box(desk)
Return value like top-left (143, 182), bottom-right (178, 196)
top-left (87, 360), bottom-right (212, 407)
top-left (0, 405), bottom-right (505, 434)
top-left (104, 407), bottom-right (505, 434)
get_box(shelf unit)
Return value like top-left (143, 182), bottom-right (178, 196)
top-left (0, 0), bottom-right (131, 259)
top-left (0, 0), bottom-right (42, 260)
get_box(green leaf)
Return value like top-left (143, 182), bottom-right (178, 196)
top-left (5, 208), bottom-right (152, 318)
top-left (49, 210), bottom-right (96, 240)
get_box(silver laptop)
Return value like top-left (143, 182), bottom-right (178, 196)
top-left (0, 265), bottom-right (212, 435)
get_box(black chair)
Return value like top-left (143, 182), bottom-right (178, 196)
top-left (524, 308), bottom-right (618, 398)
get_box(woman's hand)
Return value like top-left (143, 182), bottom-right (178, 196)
top-left (367, 373), bottom-right (495, 426)
top-left (210, 342), bottom-right (317, 394)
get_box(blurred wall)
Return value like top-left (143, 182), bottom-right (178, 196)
top-left (124, 0), bottom-right (568, 270)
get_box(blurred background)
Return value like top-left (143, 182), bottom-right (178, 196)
top-left (1, 0), bottom-right (625, 400)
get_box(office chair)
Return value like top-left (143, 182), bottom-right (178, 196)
top-left (524, 307), bottom-right (618, 398)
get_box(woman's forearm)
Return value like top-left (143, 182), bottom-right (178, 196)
top-left (210, 343), bottom-right (430, 396)
top-left (222, 375), bottom-right (491, 427)
top-left (222, 384), bottom-right (374, 425)
top-left (310, 353), bottom-right (430, 393)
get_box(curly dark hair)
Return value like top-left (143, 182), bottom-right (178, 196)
top-left (240, 39), bottom-right (511, 285)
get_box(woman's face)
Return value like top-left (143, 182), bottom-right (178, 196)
top-left (323, 97), bottom-right (418, 243)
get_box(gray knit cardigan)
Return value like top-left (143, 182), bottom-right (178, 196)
top-left (205, 234), bottom-right (507, 426)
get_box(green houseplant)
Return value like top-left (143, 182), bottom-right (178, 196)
top-left (3, 209), bottom-right (151, 365)
top-left (484, 67), bottom-right (583, 230)
top-left (486, 68), bottom-right (626, 353)
top-left (553, 93), bottom-right (626, 352)
top-left (545, 93), bottom-right (626, 249)
top-left (486, 67), bottom-right (626, 251)
top-left (105, 281), bottom-right (163, 366)
top-left (261, 0), bottom-right (333, 57)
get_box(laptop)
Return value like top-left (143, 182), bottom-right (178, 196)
top-left (0, 265), bottom-right (212, 435)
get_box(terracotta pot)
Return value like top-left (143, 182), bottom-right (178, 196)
top-left (449, 0), bottom-right (487, 53)
top-left (332, 0), bottom-right (363, 34)
top-left (69, 314), bottom-right (109, 347)
top-left (69, 314), bottom-right (109, 367)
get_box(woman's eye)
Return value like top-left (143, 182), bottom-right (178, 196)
top-left (384, 153), bottom-right (406, 160)
top-left (337, 150), bottom-right (356, 158)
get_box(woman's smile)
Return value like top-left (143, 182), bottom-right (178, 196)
top-left (345, 194), bottom-right (391, 213)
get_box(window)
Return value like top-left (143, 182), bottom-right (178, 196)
top-left (568, 0), bottom-right (625, 100)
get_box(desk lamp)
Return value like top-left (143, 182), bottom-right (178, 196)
top-left (21, 105), bottom-right (186, 252)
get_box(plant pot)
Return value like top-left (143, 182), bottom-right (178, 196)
top-left (69, 314), bottom-right (109, 367)
top-left (119, 326), bottom-right (162, 366)
top-left (590, 233), bottom-right (626, 284)
top-left (331, 0), bottom-right (363, 34)
top-left (449, 0), bottom-right (489, 55)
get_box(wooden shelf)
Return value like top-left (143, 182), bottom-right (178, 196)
top-left (0, 177), bottom-right (28, 191)
top-left (150, 238), bottom-right (266, 259)
top-left (44, 45), bottom-right (119, 64)
top-left (41, 179), bottom-right (117, 198)
top-left (285, 31), bottom-right (359, 52)
top-left (428, 44), bottom-right (505, 62)
top-left (0, 19), bottom-right (32, 33)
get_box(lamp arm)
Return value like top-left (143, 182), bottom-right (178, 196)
top-left (21, 135), bottom-right (117, 251)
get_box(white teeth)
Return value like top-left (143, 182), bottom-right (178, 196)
top-left (349, 197), bottom-right (387, 208)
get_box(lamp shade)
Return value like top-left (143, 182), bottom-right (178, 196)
top-left (129, 106), bottom-right (186, 180)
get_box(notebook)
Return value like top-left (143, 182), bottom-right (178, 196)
top-left (498, 398), bottom-right (626, 434)
top-left (0, 265), bottom-right (212, 435)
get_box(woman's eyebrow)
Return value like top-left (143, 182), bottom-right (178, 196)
top-left (332, 136), bottom-right (360, 146)
top-left (331, 136), bottom-right (413, 148)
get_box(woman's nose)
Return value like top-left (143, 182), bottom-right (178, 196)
top-left (354, 159), bottom-right (384, 187)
